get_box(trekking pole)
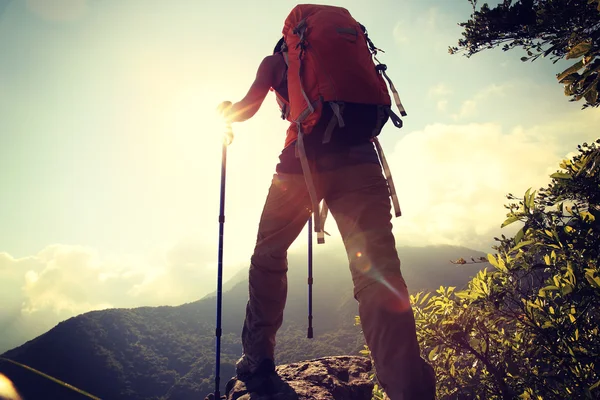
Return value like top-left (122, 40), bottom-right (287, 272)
top-left (214, 122), bottom-right (233, 399)
top-left (307, 216), bottom-right (314, 339)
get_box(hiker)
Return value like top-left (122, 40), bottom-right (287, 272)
top-left (217, 5), bottom-right (436, 399)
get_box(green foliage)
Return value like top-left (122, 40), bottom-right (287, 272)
top-left (450, 0), bottom-right (600, 109)
top-left (409, 140), bottom-right (600, 399)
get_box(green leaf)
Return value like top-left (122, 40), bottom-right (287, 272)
top-left (585, 271), bottom-right (600, 288)
top-left (557, 60), bottom-right (585, 81)
top-left (527, 190), bottom-right (536, 209)
top-left (550, 172), bottom-right (572, 180)
top-left (565, 83), bottom-right (576, 96)
top-left (559, 72), bottom-right (580, 84)
top-left (543, 285), bottom-right (559, 292)
top-left (574, 76), bottom-right (600, 101)
top-left (512, 239), bottom-right (534, 251)
top-left (497, 257), bottom-right (508, 273)
top-left (580, 211), bottom-right (596, 222)
top-left (428, 346), bottom-right (439, 361)
top-left (487, 254), bottom-right (499, 267)
top-left (515, 227), bottom-right (525, 244)
top-left (584, 84), bottom-right (599, 105)
top-left (501, 215), bottom-right (520, 228)
top-left (566, 41), bottom-right (592, 60)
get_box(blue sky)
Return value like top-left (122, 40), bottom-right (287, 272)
top-left (0, 0), bottom-right (598, 351)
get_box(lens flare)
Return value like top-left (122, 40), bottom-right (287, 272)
top-left (0, 373), bottom-right (22, 400)
top-left (378, 275), bottom-right (411, 313)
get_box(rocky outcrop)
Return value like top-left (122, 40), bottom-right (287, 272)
top-left (213, 356), bottom-right (374, 400)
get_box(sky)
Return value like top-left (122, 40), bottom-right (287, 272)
top-left (0, 0), bottom-right (598, 352)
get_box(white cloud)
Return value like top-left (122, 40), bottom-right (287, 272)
top-left (425, 7), bottom-right (439, 29)
top-left (387, 108), bottom-right (600, 251)
top-left (437, 100), bottom-right (448, 112)
top-left (392, 21), bottom-right (409, 44)
top-left (451, 83), bottom-right (510, 121)
top-left (452, 99), bottom-right (478, 120)
top-left (429, 83), bottom-right (453, 98)
top-left (0, 238), bottom-right (244, 352)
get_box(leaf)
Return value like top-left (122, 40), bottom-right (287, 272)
top-left (584, 84), bottom-right (599, 105)
top-left (569, 314), bottom-right (576, 323)
top-left (566, 41), bottom-right (592, 60)
top-left (428, 346), bottom-right (439, 361)
top-left (527, 189), bottom-right (536, 209)
top-left (512, 239), bottom-right (534, 251)
top-left (580, 211), bottom-right (596, 222)
top-left (487, 254), bottom-right (499, 268)
top-left (564, 83), bottom-right (576, 96)
top-left (585, 271), bottom-right (600, 288)
top-left (559, 72), bottom-right (580, 84)
top-left (557, 60), bottom-right (585, 82)
top-left (550, 172), bottom-right (572, 180)
top-left (501, 215), bottom-right (520, 228)
top-left (542, 285), bottom-right (559, 293)
top-left (515, 227), bottom-right (525, 244)
top-left (574, 77), bottom-right (600, 101)
top-left (497, 257), bottom-right (508, 273)
top-left (562, 284), bottom-right (573, 296)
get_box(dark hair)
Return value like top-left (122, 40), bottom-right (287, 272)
top-left (273, 37), bottom-right (285, 54)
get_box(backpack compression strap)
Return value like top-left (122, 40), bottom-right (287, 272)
top-left (373, 137), bottom-right (402, 217)
top-left (360, 23), bottom-right (408, 119)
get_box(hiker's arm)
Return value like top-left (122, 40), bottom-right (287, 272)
top-left (222, 56), bottom-right (276, 123)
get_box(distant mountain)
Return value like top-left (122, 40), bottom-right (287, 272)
top-left (0, 245), bottom-right (488, 399)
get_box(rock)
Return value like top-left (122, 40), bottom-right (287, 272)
top-left (223, 356), bottom-right (374, 400)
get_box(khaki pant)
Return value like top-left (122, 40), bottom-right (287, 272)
top-left (241, 157), bottom-right (435, 399)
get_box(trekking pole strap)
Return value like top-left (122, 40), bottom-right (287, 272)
top-left (297, 129), bottom-right (325, 243)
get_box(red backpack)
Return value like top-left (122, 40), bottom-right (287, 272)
top-left (277, 4), bottom-right (405, 244)
top-left (279, 4), bottom-right (406, 148)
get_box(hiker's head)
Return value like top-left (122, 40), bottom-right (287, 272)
top-left (273, 37), bottom-right (286, 54)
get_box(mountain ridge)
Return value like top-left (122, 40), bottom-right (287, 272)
top-left (1, 244), bottom-right (489, 399)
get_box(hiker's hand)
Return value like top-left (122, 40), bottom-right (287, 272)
top-left (217, 101), bottom-right (233, 120)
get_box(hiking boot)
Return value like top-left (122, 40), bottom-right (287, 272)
top-left (235, 357), bottom-right (277, 394)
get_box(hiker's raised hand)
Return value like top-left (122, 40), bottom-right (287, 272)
top-left (217, 101), bottom-right (233, 120)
